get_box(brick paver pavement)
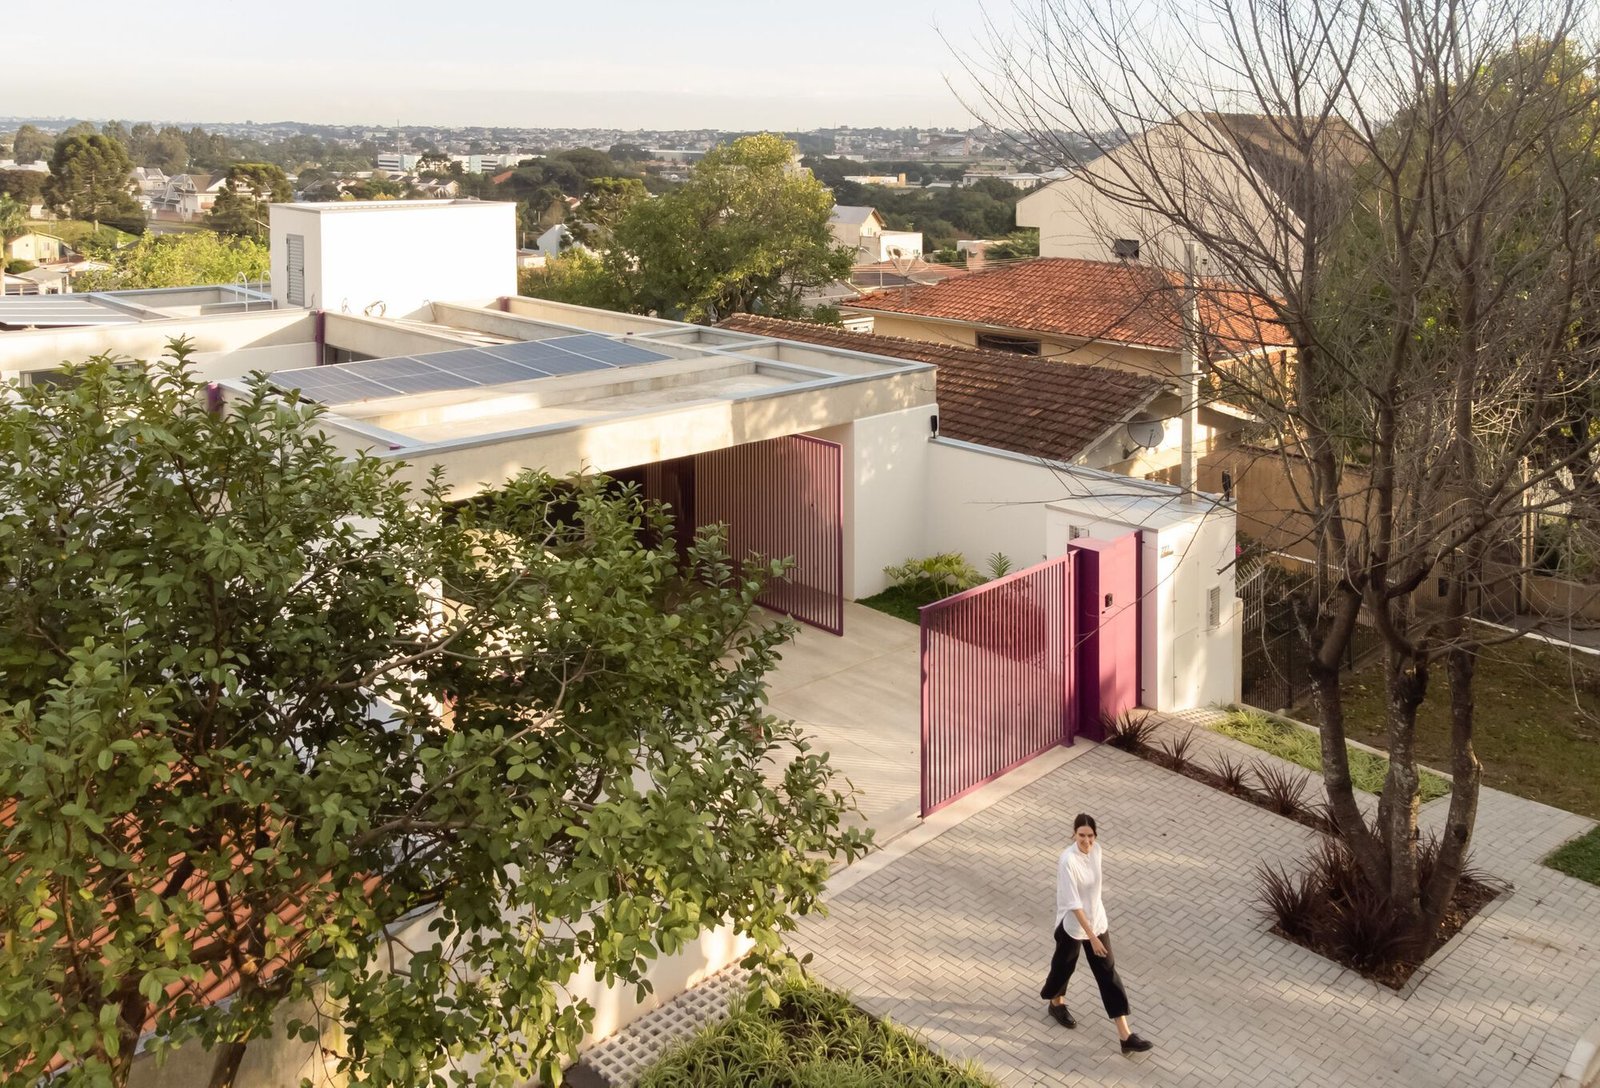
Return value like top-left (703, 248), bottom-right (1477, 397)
top-left (788, 741), bottom-right (1600, 1088)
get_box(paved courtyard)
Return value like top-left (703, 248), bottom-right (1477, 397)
top-left (765, 602), bottom-right (923, 836)
top-left (789, 741), bottom-right (1600, 1088)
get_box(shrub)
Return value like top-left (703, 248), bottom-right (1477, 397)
top-left (985, 551), bottom-right (1014, 580)
top-left (1102, 710), bottom-right (1158, 752)
top-left (1255, 862), bottom-right (1318, 941)
top-left (1308, 839), bottom-right (1416, 971)
top-left (883, 553), bottom-right (981, 597)
top-left (1157, 726), bottom-right (1198, 771)
top-left (1211, 753), bottom-right (1250, 793)
top-left (1252, 759), bottom-right (1312, 816)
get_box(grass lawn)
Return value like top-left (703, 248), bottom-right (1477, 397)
top-left (1312, 635), bottom-right (1600, 820)
top-left (1546, 826), bottom-right (1600, 886)
top-left (639, 976), bottom-right (996, 1087)
top-left (24, 219), bottom-right (137, 250)
top-left (856, 584), bottom-right (943, 625)
top-left (1218, 707), bottom-right (1452, 802)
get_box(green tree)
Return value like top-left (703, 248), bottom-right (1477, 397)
top-left (605, 133), bottom-right (855, 322)
top-left (569, 176), bottom-right (647, 248)
top-left (519, 248), bottom-right (623, 308)
top-left (44, 133), bottom-right (143, 231)
top-left (206, 163), bottom-right (292, 241)
top-left (0, 350), bottom-right (864, 1088)
top-left (10, 123), bottom-right (52, 164)
top-left (72, 231), bottom-right (268, 291)
top-left (0, 193), bottom-right (27, 247)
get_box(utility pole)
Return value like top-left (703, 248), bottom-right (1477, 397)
top-left (1180, 240), bottom-right (1201, 501)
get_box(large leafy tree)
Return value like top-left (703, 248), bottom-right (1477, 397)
top-left (0, 348), bottom-right (866, 1087)
top-left (206, 163), bottom-right (293, 241)
top-left (72, 231), bottom-right (268, 291)
top-left (43, 133), bottom-right (143, 231)
top-left (10, 123), bottom-right (53, 164)
top-left (605, 133), bottom-right (854, 322)
top-left (0, 193), bottom-right (26, 247)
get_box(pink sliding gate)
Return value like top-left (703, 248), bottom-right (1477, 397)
top-left (693, 435), bottom-right (845, 635)
top-left (919, 533), bottom-right (1141, 817)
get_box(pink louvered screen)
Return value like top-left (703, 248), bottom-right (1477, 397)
top-left (919, 552), bottom-right (1076, 816)
top-left (693, 435), bottom-right (845, 635)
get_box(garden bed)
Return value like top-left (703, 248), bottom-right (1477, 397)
top-left (638, 975), bottom-right (996, 1087)
top-left (1106, 714), bottom-right (1497, 989)
top-left (1217, 707), bottom-right (1451, 803)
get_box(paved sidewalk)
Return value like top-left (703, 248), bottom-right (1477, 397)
top-left (788, 741), bottom-right (1600, 1088)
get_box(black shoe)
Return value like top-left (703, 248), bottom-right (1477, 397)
top-left (1120, 1033), bottom-right (1153, 1054)
top-left (1047, 1003), bottom-right (1076, 1029)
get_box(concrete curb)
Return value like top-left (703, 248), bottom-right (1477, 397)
top-left (1560, 1017), bottom-right (1600, 1087)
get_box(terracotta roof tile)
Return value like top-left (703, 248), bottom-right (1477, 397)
top-left (718, 315), bottom-right (1167, 463)
top-left (840, 257), bottom-right (1289, 356)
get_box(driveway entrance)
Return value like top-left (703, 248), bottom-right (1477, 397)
top-left (765, 602), bottom-right (922, 837)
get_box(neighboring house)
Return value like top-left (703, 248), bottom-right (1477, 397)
top-left (532, 222), bottom-right (591, 258)
top-left (150, 173), bottom-right (228, 219)
top-left (12, 260), bottom-right (109, 294)
top-left (4, 232), bottom-right (79, 265)
top-left (962, 168), bottom-right (1069, 190)
top-left (718, 314), bottom-right (1241, 479)
top-left (1016, 111), bottom-right (1360, 268)
top-left (850, 257), bottom-right (967, 292)
top-left (828, 204), bottom-right (923, 262)
top-left (839, 256), bottom-right (1289, 386)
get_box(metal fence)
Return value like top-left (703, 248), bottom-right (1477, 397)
top-left (919, 552), bottom-right (1075, 816)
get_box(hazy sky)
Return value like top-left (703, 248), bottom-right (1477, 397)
top-left (10, 0), bottom-right (1008, 130)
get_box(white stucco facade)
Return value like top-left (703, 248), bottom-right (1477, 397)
top-left (268, 200), bottom-right (518, 319)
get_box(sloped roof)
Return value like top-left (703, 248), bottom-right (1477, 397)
top-left (1198, 112), bottom-right (1364, 219)
top-left (840, 257), bottom-right (1288, 357)
top-left (718, 314), bottom-right (1167, 463)
top-left (829, 204), bottom-right (879, 227)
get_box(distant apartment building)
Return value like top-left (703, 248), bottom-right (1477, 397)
top-left (375, 152), bottom-right (422, 173)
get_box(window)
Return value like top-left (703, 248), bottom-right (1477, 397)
top-left (975, 333), bottom-right (1042, 356)
top-left (1112, 238), bottom-right (1141, 260)
top-left (285, 233), bottom-right (306, 306)
top-left (1207, 586), bottom-right (1222, 629)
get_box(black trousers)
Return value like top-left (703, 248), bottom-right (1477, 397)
top-left (1039, 923), bottom-right (1131, 1018)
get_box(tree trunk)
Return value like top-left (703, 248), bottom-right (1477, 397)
top-left (1308, 654), bottom-right (1385, 880)
top-left (1420, 639), bottom-right (1482, 941)
top-left (1377, 652), bottom-right (1426, 908)
top-left (207, 1039), bottom-right (249, 1088)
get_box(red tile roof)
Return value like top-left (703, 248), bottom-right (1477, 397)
top-left (841, 257), bottom-right (1289, 357)
top-left (718, 314), bottom-right (1168, 463)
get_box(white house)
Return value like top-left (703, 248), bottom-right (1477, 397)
top-left (0, 200), bottom-right (1241, 1085)
top-left (1017, 112), bottom-right (1358, 268)
top-left (150, 173), bottom-right (229, 219)
top-left (828, 205), bottom-right (924, 263)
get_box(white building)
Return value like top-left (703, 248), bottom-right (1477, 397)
top-left (0, 199), bottom-right (1240, 1083)
top-left (375, 152), bottom-right (422, 173)
top-left (1016, 112), bottom-right (1357, 268)
top-left (828, 205), bottom-right (924, 263)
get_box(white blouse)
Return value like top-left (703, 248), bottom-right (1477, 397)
top-left (1055, 841), bottom-right (1108, 940)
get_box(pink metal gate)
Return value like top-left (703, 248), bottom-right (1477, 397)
top-left (693, 435), bottom-right (845, 635)
top-left (919, 533), bottom-right (1142, 816)
top-left (920, 553), bottom-right (1076, 816)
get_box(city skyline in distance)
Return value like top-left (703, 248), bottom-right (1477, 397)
top-left (6, 0), bottom-right (1007, 131)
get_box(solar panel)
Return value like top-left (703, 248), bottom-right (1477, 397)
top-left (569, 341), bottom-right (671, 366)
top-left (430, 355), bottom-right (544, 384)
top-left (376, 370), bottom-right (478, 395)
top-left (545, 333), bottom-right (671, 367)
top-left (482, 340), bottom-right (584, 367)
top-left (410, 347), bottom-right (505, 371)
top-left (279, 371), bottom-right (400, 404)
top-left (357, 357), bottom-right (442, 382)
top-left (521, 355), bottom-right (613, 376)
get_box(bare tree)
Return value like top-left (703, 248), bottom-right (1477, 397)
top-left (966, 0), bottom-right (1600, 943)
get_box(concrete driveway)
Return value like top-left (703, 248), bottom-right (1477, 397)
top-left (765, 602), bottom-right (923, 838)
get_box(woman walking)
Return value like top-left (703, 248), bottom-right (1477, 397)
top-left (1040, 813), bottom-right (1153, 1054)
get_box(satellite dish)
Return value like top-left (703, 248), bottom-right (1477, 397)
top-left (1125, 418), bottom-right (1166, 449)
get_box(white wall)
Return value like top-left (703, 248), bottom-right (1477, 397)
top-left (915, 437), bottom-right (1239, 711)
top-left (812, 404), bottom-right (936, 599)
top-left (186, 341), bottom-right (318, 380)
top-left (269, 201), bottom-right (518, 319)
top-left (875, 231), bottom-right (925, 261)
top-left (0, 311), bottom-right (315, 384)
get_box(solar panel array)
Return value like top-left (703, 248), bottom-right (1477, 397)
top-left (274, 334), bottom-right (673, 405)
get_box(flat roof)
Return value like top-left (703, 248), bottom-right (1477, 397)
top-left (269, 199), bottom-right (513, 214)
top-left (0, 284), bottom-right (274, 331)
top-left (0, 296), bottom-right (145, 328)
